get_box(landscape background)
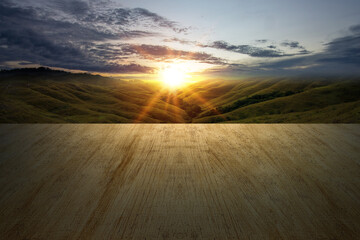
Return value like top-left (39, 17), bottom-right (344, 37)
top-left (1, 68), bottom-right (359, 123)
top-left (1, 0), bottom-right (360, 123)
top-left (1, 1), bottom-right (360, 239)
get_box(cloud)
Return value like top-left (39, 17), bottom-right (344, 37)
top-left (318, 24), bottom-right (360, 65)
top-left (349, 24), bottom-right (360, 33)
top-left (80, 7), bottom-right (190, 34)
top-left (53, 0), bottom-right (90, 15)
top-left (218, 24), bottom-right (360, 75)
top-left (0, 28), bottom-right (155, 73)
top-left (255, 39), bottom-right (268, 43)
top-left (200, 40), bottom-right (303, 58)
top-left (2, 0), bottom-right (358, 76)
top-left (0, 0), bottom-right (191, 73)
top-left (281, 25), bottom-right (360, 69)
top-left (93, 63), bottom-right (154, 74)
top-left (10, 0), bottom-right (189, 34)
top-left (164, 37), bottom-right (310, 58)
top-left (119, 44), bottom-right (226, 65)
top-left (130, 8), bottom-right (189, 33)
top-left (281, 41), bottom-right (305, 49)
top-left (163, 37), bottom-right (198, 45)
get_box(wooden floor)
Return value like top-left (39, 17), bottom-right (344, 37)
top-left (0, 124), bottom-right (359, 239)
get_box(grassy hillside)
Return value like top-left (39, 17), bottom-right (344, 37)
top-left (0, 68), bottom-right (191, 123)
top-left (181, 78), bottom-right (360, 123)
top-left (1, 68), bottom-right (359, 123)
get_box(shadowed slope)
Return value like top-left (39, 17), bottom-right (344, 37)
top-left (183, 78), bottom-right (360, 123)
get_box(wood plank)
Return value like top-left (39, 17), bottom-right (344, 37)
top-left (0, 124), bottom-right (359, 239)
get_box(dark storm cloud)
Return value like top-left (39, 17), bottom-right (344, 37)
top-left (0, 0), bottom-right (190, 73)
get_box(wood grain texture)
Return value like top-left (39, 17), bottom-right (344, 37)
top-left (0, 124), bottom-right (359, 239)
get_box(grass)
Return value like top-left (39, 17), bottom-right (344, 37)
top-left (1, 68), bottom-right (359, 123)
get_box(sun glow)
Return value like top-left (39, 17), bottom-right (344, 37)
top-left (160, 65), bottom-right (190, 88)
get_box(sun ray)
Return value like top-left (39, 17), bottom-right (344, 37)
top-left (172, 93), bottom-right (182, 123)
top-left (136, 61), bottom-right (225, 123)
top-left (135, 88), bottom-right (167, 123)
top-left (164, 92), bottom-right (171, 112)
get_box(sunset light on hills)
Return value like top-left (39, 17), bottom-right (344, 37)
top-left (0, 1), bottom-right (359, 239)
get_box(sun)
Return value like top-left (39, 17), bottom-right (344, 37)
top-left (160, 65), bottom-right (188, 88)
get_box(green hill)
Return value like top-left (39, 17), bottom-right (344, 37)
top-left (186, 78), bottom-right (360, 123)
top-left (1, 68), bottom-right (359, 123)
top-left (0, 68), bottom-right (191, 123)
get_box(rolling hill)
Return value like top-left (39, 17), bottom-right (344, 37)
top-left (0, 68), bottom-right (359, 123)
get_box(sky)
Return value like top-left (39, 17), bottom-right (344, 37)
top-left (1, 0), bottom-right (360, 77)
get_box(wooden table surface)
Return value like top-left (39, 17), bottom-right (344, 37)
top-left (0, 124), bottom-right (359, 239)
